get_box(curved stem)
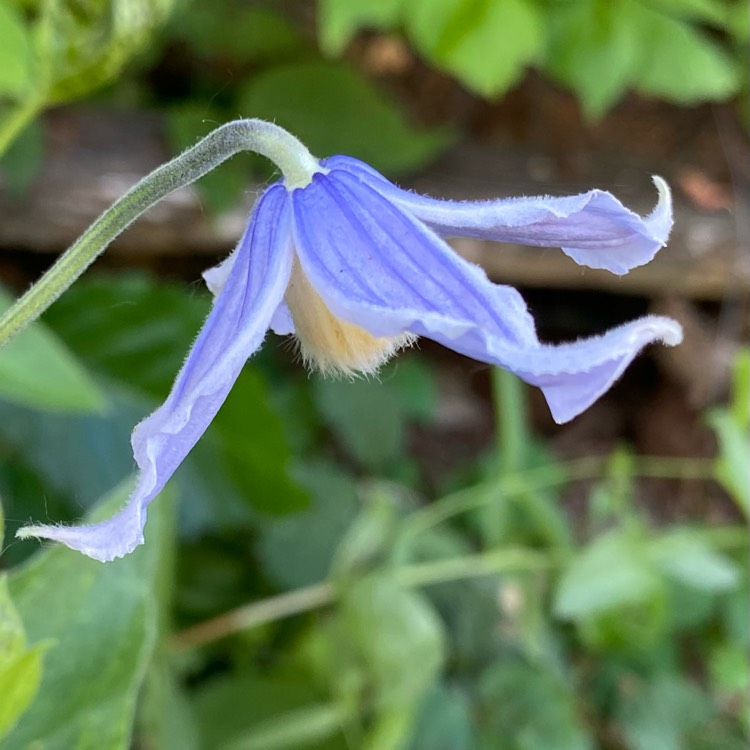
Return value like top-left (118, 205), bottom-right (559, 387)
top-left (0, 119), bottom-right (320, 348)
top-left (172, 516), bottom-right (744, 651)
top-left (172, 582), bottom-right (333, 651)
top-left (403, 455), bottom-right (718, 538)
top-left (171, 455), bottom-right (729, 651)
top-left (171, 547), bottom-right (550, 650)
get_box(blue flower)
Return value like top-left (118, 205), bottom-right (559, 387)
top-left (18, 155), bottom-right (681, 561)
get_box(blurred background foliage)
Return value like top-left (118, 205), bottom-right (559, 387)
top-left (1, 0), bottom-right (748, 186)
top-left (0, 0), bottom-right (748, 748)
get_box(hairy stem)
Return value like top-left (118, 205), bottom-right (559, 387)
top-left (0, 119), bottom-right (319, 348)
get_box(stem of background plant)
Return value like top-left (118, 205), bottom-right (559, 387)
top-left (171, 518), bottom-right (743, 651)
top-left (490, 368), bottom-right (570, 547)
top-left (403, 455), bottom-right (720, 539)
top-left (0, 118), bottom-right (319, 349)
top-left (171, 547), bottom-right (550, 650)
top-left (493, 367), bottom-right (528, 475)
top-left (481, 368), bottom-right (531, 547)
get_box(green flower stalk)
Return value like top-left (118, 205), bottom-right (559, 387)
top-left (0, 119), bottom-right (319, 349)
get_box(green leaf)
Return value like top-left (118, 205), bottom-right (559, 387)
top-left (213, 371), bottom-right (308, 515)
top-left (728, 348), bottom-right (749, 430)
top-left (0, 646), bottom-right (47, 740)
top-left (238, 61), bottom-right (452, 176)
top-left (647, 0), bottom-right (731, 26)
top-left (4, 480), bottom-right (173, 750)
top-left (0, 576), bottom-right (45, 740)
top-left (721, 572), bottom-right (749, 647)
top-left (726, 0), bottom-right (749, 42)
top-left (626, 1), bottom-right (740, 103)
top-left (385, 357), bottom-right (438, 423)
top-left (648, 530), bottom-right (740, 592)
top-left (579, 594), bottom-right (667, 653)
top-left (706, 349), bottom-right (749, 516)
top-left (313, 376), bottom-right (404, 470)
top-left (546, 0), bottom-right (741, 114)
top-left (137, 659), bottom-right (199, 750)
top-left (404, 0), bottom-right (543, 97)
top-left (313, 356), bottom-right (439, 473)
top-left (545, 0), bottom-right (639, 119)
top-left (0, 288), bottom-right (106, 413)
top-left (0, 374), bottom-right (259, 545)
top-left (0, 116), bottom-right (44, 197)
top-left (710, 642), bottom-right (750, 698)
top-left (0, 459), bottom-right (74, 569)
top-left (0, 3), bottom-right (35, 97)
top-left (616, 674), bottom-right (710, 750)
top-left (255, 462), bottom-right (359, 589)
top-left (478, 660), bottom-right (592, 750)
top-left (0, 387), bottom-right (146, 514)
top-left (170, 5), bottom-right (303, 63)
top-left (665, 579), bottom-right (716, 631)
top-left (408, 683), bottom-right (473, 750)
top-left (318, 0), bottom-right (403, 54)
top-left (340, 574), bottom-right (444, 708)
top-left (554, 530), bottom-right (661, 619)
top-left (43, 273), bottom-right (208, 400)
top-left (332, 487), bottom-right (399, 578)
top-left (192, 669), bottom-right (343, 750)
top-left (707, 409), bottom-right (749, 517)
top-left (37, 0), bottom-right (174, 103)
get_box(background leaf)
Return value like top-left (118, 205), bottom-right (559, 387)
top-left (340, 574), bottom-right (445, 708)
top-left (313, 377), bottom-right (404, 471)
top-left (545, 0), bottom-right (638, 120)
top-left (0, 3), bottom-right (35, 98)
top-left (0, 117), bottom-right (44, 197)
top-left (477, 660), bottom-right (592, 750)
top-left (0, 574), bottom-right (45, 740)
top-left (708, 409), bottom-right (749, 517)
top-left (256, 462), bottom-right (359, 589)
top-left (649, 530), bottom-right (740, 592)
top-left (39, 0), bottom-right (175, 103)
top-left (647, 0), bottom-right (731, 26)
top-left (169, 4), bottom-right (303, 63)
top-left (4, 481), bottom-right (173, 750)
top-left (554, 530), bottom-right (661, 619)
top-left (616, 674), bottom-right (711, 750)
top-left (0, 288), bottom-right (105, 413)
top-left (626, 0), bottom-right (740, 103)
top-left (238, 61), bottom-right (452, 176)
top-left (404, 0), bottom-right (543, 97)
top-left (318, 0), bottom-right (403, 55)
top-left (192, 668), bottom-right (343, 750)
top-left (407, 683), bottom-right (473, 750)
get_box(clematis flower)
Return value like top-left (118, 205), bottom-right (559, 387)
top-left (18, 152), bottom-right (681, 561)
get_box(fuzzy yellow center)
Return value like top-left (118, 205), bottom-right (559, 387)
top-left (285, 261), bottom-right (414, 375)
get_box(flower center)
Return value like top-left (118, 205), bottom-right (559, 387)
top-left (285, 260), bottom-right (414, 375)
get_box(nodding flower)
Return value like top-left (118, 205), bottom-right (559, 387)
top-left (18, 146), bottom-right (681, 561)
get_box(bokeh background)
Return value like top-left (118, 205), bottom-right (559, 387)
top-left (0, 1), bottom-right (748, 748)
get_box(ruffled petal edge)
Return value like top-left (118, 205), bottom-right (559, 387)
top-left (324, 155), bottom-right (673, 276)
top-left (17, 186), bottom-right (294, 561)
